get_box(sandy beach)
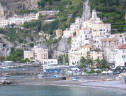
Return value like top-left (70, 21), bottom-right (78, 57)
top-left (14, 78), bottom-right (126, 90)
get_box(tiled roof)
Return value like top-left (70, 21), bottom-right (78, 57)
top-left (81, 44), bottom-right (92, 48)
top-left (118, 44), bottom-right (126, 49)
top-left (101, 37), bottom-right (118, 42)
top-left (83, 28), bottom-right (88, 30)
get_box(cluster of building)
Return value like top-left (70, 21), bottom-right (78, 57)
top-left (61, 9), bottom-right (126, 68)
top-left (24, 45), bottom-right (58, 65)
top-left (0, 10), bottom-right (59, 28)
top-left (23, 0), bottom-right (126, 69)
top-left (0, 13), bottom-right (40, 28)
top-left (23, 10), bottom-right (126, 69)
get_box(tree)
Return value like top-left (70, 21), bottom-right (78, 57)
top-left (24, 58), bottom-right (30, 63)
top-left (0, 56), bottom-right (5, 62)
top-left (65, 54), bottom-right (69, 64)
top-left (58, 55), bottom-right (63, 64)
top-left (85, 58), bottom-right (93, 68)
top-left (67, 37), bottom-right (72, 44)
top-left (80, 56), bottom-right (86, 68)
top-left (29, 43), bottom-right (34, 47)
top-left (95, 58), bottom-right (101, 68)
top-left (6, 48), bottom-right (24, 62)
top-left (100, 59), bottom-right (110, 69)
top-left (96, 59), bottom-right (110, 69)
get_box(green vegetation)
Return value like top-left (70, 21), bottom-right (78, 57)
top-left (95, 58), bottom-right (110, 69)
top-left (16, 0), bottom-right (126, 35)
top-left (23, 58), bottom-right (31, 63)
top-left (58, 54), bottom-right (69, 64)
top-left (46, 37), bottom-right (61, 47)
top-left (89, 0), bottom-right (126, 33)
top-left (6, 28), bottom-right (18, 42)
top-left (65, 54), bottom-right (69, 64)
top-left (58, 55), bottom-right (64, 64)
top-left (21, 0), bottom-right (84, 35)
top-left (37, 0), bottom-right (84, 35)
top-left (1, 0), bottom-right (126, 47)
top-left (6, 48), bottom-right (24, 62)
top-left (29, 43), bottom-right (34, 47)
top-left (80, 56), bottom-right (110, 70)
top-left (23, 20), bottom-right (42, 32)
top-left (67, 37), bottom-right (72, 44)
top-left (80, 56), bottom-right (93, 68)
top-left (0, 56), bottom-right (5, 62)
top-left (18, 10), bottom-right (37, 15)
top-left (0, 26), bottom-right (38, 48)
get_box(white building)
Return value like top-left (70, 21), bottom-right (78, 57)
top-left (62, 1), bottom-right (126, 68)
top-left (41, 59), bottom-right (58, 72)
top-left (24, 51), bottom-right (34, 60)
top-left (0, 12), bottom-right (40, 28)
top-left (39, 10), bottom-right (59, 16)
top-left (63, 17), bottom-right (82, 38)
top-left (42, 59), bottom-right (58, 65)
top-left (32, 46), bottom-right (48, 62)
top-left (68, 9), bottom-right (110, 66)
top-left (101, 37), bottom-right (119, 63)
top-left (115, 44), bottom-right (126, 68)
top-left (24, 46), bottom-right (48, 62)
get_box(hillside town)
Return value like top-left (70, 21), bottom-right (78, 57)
top-left (1, 0), bottom-right (126, 92)
top-left (63, 9), bottom-right (126, 68)
top-left (24, 1), bottom-right (126, 70)
top-left (0, 10), bottom-right (59, 28)
top-left (1, 0), bottom-right (126, 96)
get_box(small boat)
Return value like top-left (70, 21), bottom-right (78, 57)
top-left (123, 76), bottom-right (126, 83)
top-left (0, 77), bottom-right (11, 85)
top-left (72, 77), bottom-right (78, 81)
top-left (0, 66), bottom-right (9, 69)
top-left (37, 74), bottom-right (44, 79)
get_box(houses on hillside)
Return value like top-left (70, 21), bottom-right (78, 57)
top-left (0, 10), bottom-right (59, 28)
top-left (23, 8), bottom-right (126, 68)
top-left (62, 9), bottom-right (126, 68)
top-left (24, 45), bottom-right (58, 66)
top-left (23, 2), bottom-right (126, 69)
top-left (0, 13), bottom-right (40, 28)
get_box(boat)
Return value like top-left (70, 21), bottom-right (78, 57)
top-left (37, 74), bottom-right (45, 79)
top-left (123, 76), bottom-right (126, 83)
top-left (72, 77), bottom-right (78, 81)
top-left (0, 77), bottom-right (11, 85)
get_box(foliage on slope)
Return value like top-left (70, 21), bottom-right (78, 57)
top-left (36, 0), bottom-right (84, 35)
top-left (89, 0), bottom-right (126, 33)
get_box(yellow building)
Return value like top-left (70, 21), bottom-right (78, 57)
top-left (56, 29), bottom-right (63, 38)
top-left (24, 51), bottom-right (34, 60)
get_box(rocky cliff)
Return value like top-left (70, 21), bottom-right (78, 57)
top-left (0, 0), bottom-right (40, 17)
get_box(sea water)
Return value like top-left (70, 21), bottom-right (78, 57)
top-left (0, 85), bottom-right (126, 96)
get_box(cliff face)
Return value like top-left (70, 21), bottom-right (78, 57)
top-left (0, 0), bottom-right (40, 17)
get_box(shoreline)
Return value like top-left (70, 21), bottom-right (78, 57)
top-left (12, 79), bottom-right (126, 91)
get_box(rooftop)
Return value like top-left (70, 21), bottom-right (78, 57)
top-left (118, 44), bottom-right (126, 49)
top-left (101, 37), bottom-right (118, 42)
top-left (81, 44), bottom-right (92, 48)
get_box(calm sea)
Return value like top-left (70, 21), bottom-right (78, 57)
top-left (0, 85), bottom-right (126, 96)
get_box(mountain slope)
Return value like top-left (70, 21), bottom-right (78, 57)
top-left (89, 0), bottom-right (126, 34)
top-left (0, 0), bottom-right (39, 17)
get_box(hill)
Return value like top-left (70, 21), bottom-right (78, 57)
top-left (37, 0), bottom-right (84, 35)
top-left (89, 0), bottom-right (126, 34)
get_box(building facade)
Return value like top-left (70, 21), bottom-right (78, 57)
top-left (24, 46), bottom-right (48, 62)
